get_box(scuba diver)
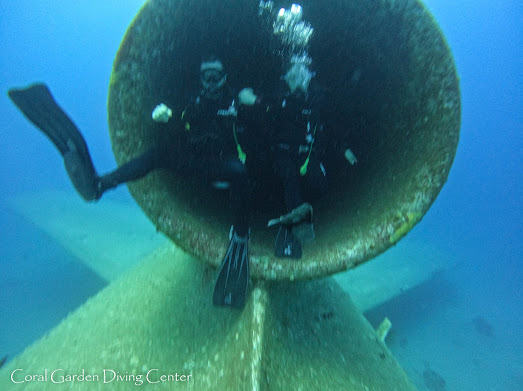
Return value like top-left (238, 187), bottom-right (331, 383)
top-left (238, 62), bottom-right (328, 259)
top-left (8, 58), bottom-right (252, 309)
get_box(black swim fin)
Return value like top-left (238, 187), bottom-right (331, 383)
top-left (267, 202), bottom-right (313, 227)
top-left (8, 83), bottom-right (100, 201)
top-left (275, 225), bottom-right (303, 258)
top-left (213, 229), bottom-right (249, 308)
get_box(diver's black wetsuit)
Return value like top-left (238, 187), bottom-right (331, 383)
top-left (245, 87), bottom-right (327, 216)
top-left (98, 89), bottom-right (251, 236)
top-left (271, 90), bottom-right (327, 212)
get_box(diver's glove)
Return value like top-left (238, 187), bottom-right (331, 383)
top-left (344, 148), bottom-right (358, 165)
top-left (238, 88), bottom-right (258, 106)
top-left (152, 103), bottom-right (173, 123)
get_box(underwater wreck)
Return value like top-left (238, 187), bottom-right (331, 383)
top-left (1, 0), bottom-right (459, 389)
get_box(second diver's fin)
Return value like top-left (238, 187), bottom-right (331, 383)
top-left (8, 83), bottom-right (100, 201)
top-left (292, 221), bottom-right (315, 243)
top-left (213, 229), bottom-right (249, 308)
top-left (275, 226), bottom-right (303, 259)
top-left (267, 202), bottom-right (313, 227)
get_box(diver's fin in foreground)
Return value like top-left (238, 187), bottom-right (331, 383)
top-left (8, 83), bottom-right (100, 201)
top-left (275, 226), bottom-right (302, 259)
top-left (213, 230), bottom-right (249, 308)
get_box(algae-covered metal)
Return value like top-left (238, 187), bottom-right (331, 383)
top-left (107, 0), bottom-right (460, 280)
top-left (0, 245), bottom-right (417, 390)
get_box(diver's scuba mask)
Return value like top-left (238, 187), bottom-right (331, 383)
top-left (200, 60), bottom-right (227, 98)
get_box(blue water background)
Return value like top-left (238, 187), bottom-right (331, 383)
top-left (0, 1), bottom-right (521, 389)
top-left (0, 0), bottom-right (144, 362)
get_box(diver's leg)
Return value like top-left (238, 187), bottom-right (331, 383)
top-left (271, 150), bottom-right (314, 253)
top-left (164, 152), bottom-right (251, 307)
top-left (8, 83), bottom-right (166, 201)
top-left (271, 149), bottom-right (303, 212)
top-left (212, 157), bottom-right (251, 308)
top-left (303, 155), bottom-right (328, 200)
top-left (286, 156), bottom-right (327, 244)
top-left (97, 147), bottom-right (167, 195)
top-left (223, 158), bottom-right (251, 236)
